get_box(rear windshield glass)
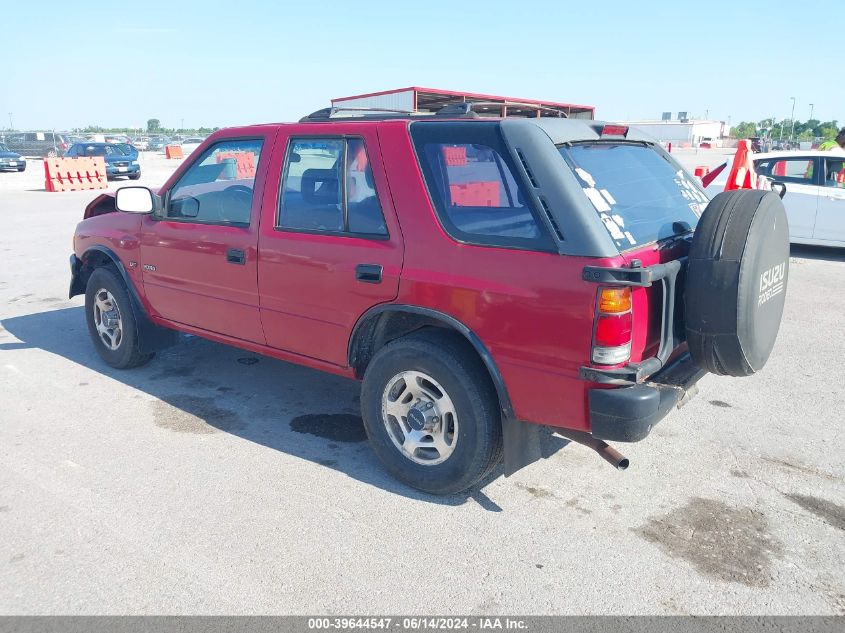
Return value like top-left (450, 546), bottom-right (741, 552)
top-left (558, 143), bottom-right (705, 250)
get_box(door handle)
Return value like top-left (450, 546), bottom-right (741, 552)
top-left (355, 264), bottom-right (383, 284)
top-left (226, 248), bottom-right (246, 264)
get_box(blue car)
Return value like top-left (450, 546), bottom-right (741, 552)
top-left (64, 142), bottom-right (141, 180)
top-left (0, 142), bottom-right (26, 171)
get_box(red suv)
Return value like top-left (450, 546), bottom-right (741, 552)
top-left (70, 108), bottom-right (790, 494)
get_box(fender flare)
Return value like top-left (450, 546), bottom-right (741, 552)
top-left (72, 245), bottom-right (179, 354)
top-left (349, 304), bottom-right (514, 417)
top-left (349, 304), bottom-right (543, 476)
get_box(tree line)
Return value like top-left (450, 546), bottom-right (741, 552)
top-left (730, 119), bottom-right (839, 141)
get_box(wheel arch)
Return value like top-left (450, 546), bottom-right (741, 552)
top-left (73, 245), bottom-right (179, 354)
top-left (348, 304), bottom-right (515, 420)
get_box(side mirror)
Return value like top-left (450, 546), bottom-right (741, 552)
top-left (115, 186), bottom-right (156, 214)
top-left (771, 181), bottom-right (787, 199)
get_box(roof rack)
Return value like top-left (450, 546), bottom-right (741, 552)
top-left (299, 101), bottom-right (569, 123)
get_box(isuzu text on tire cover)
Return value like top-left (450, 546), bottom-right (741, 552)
top-left (69, 107), bottom-right (789, 494)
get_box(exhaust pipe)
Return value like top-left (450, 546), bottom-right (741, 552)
top-left (555, 429), bottom-right (629, 470)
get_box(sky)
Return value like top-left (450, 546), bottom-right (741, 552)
top-left (1, 0), bottom-right (841, 131)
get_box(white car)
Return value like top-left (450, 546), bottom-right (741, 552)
top-left (179, 137), bottom-right (206, 156)
top-left (705, 150), bottom-right (845, 248)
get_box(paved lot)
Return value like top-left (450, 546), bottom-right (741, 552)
top-left (0, 151), bottom-right (843, 615)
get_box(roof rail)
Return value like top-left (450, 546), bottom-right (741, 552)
top-left (299, 106), bottom-right (424, 122)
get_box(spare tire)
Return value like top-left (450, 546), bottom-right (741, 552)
top-left (685, 189), bottom-right (789, 377)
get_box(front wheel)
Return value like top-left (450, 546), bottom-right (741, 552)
top-left (361, 329), bottom-right (502, 495)
top-left (129, 172), bottom-right (141, 180)
top-left (85, 267), bottom-right (154, 369)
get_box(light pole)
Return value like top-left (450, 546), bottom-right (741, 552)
top-left (809, 103), bottom-right (814, 121)
top-left (789, 97), bottom-right (796, 143)
top-left (7, 113), bottom-right (12, 130)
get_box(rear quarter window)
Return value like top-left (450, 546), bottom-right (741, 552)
top-left (411, 122), bottom-right (554, 251)
top-left (559, 143), bottom-right (705, 250)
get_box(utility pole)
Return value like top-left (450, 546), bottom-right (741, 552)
top-left (809, 103), bottom-right (814, 121)
top-left (789, 97), bottom-right (796, 142)
top-left (7, 113), bottom-right (12, 130)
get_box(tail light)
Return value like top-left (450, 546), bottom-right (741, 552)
top-left (592, 287), bottom-right (633, 365)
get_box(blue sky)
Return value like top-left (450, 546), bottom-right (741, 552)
top-left (2, 0), bottom-right (840, 130)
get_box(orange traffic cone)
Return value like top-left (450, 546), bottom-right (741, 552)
top-left (724, 139), bottom-right (757, 191)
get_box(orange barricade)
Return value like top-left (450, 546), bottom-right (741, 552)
top-left (724, 139), bottom-right (757, 191)
top-left (43, 157), bottom-right (108, 192)
top-left (773, 160), bottom-right (788, 177)
top-left (449, 181), bottom-right (500, 207)
top-left (165, 145), bottom-right (184, 159)
top-left (442, 146), bottom-right (467, 166)
top-left (693, 166), bottom-right (710, 178)
top-left (216, 152), bottom-right (256, 179)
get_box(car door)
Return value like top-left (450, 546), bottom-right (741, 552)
top-left (256, 126), bottom-right (404, 366)
top-left (814, 156), bottom-right (845, 244)
top-left (757, 156), bottom-right (820, 239)
top-left (140, 131), bottom-right (274, 344)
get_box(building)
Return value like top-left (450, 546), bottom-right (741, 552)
top-left (331, 86), bottom-right (595, 119)
top-left (624, 117), bottom-right (726, 147)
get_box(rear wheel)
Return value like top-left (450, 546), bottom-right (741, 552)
top-left (361, 329), bottom-right (502, 495)
top-left (85, 267), bottom-right (154, 369)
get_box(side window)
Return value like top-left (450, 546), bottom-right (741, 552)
top-left (823, 158), bottom-right (845, 188)
top-left (410, 123), bottom-right (551, 249)
top-left (761, 158), bottom-right (816, 184)
top-left (166, 139), bottom-right (263, 225)
top-left (278, 137), bottom-right (387, 236)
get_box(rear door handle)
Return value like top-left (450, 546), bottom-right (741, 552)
top-left (226, 248), bottom-right (246, 265)
top-left (355, 264), bottom-right (382, 284)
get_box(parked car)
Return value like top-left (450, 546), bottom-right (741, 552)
top-left (179, 137), bottom-right (205, 155)
top-left (69, 113), bottom-right (789, 494)
top-left (64, 142), bottom-right (141, 180)
top-left (132, 137), bottom-right (150, 151)
top-left (148, 136), bottom-right (170, 152)
top-left (3, 131), bottom-right (70, 157)
top-left (705, 150), bottom-right (845, 247)
top-left (0, 142), bottom-right (26, 171)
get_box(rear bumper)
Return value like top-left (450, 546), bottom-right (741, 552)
top-left (588, 353), bottom-right (706, 442)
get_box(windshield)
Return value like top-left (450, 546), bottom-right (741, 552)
top-left (558, 142), bottom-right (706, 250)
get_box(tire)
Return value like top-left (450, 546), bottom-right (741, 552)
top-left (85, 267), bottom-right (155, 369)
top-left (361, 329), bottom-right (502, 495)
top-left (16, 166), bottom-right (25, 172)
top-left (685, 190), bottom-right (789, 376)
top-left (129, 172), bottom-right (141, 180)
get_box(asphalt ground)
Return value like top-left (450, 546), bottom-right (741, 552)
top-left (0, 150), bottom-right (843, 614)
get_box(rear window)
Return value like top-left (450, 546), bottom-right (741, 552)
top-left (558, 143), bottom-right (705, 250)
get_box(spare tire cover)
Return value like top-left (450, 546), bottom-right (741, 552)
top-left (685, 189), bottom-right (789, 377)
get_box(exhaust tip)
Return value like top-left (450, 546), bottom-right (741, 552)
top-left (616, 457), bottom-right (630, 470)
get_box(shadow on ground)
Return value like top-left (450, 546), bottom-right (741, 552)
top-left (1, 306), bottom-right (568, 511)
top-left (790, 244), bottom-right (845, 263)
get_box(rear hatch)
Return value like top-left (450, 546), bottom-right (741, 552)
top-left (558, 136), bottom-right (709, 364)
